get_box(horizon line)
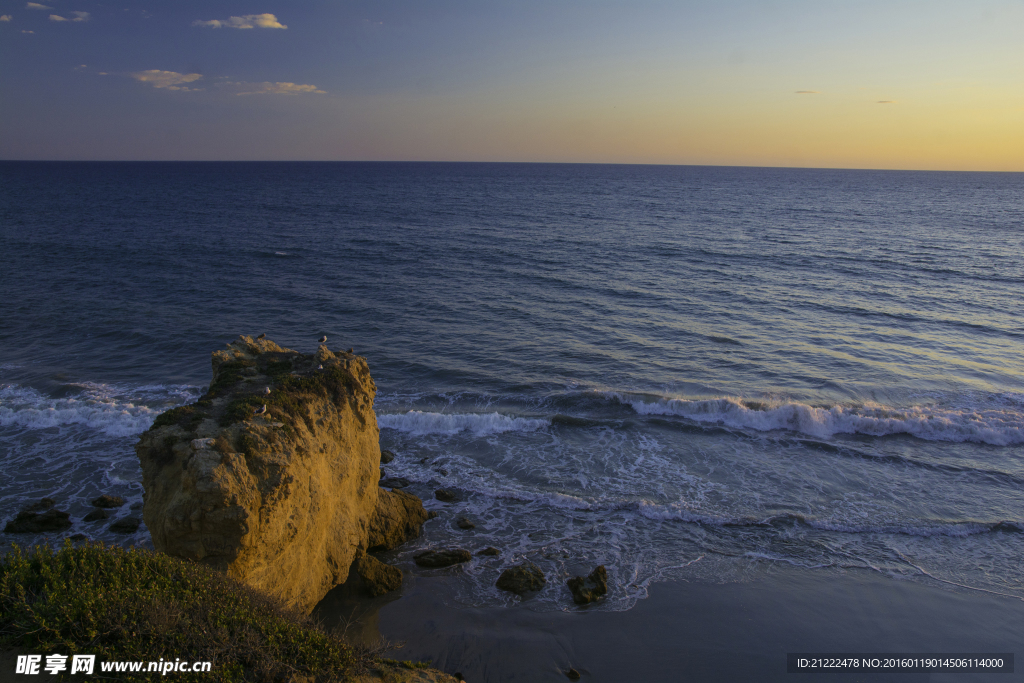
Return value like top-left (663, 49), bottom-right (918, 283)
top-left (1, 159), bottom-right (1021, 174)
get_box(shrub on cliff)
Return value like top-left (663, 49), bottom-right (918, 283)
top-left (0, 542), bottom-right (355, 682)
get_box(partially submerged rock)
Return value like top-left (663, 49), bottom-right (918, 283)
top-left (23, 498), bottom-right (55, 514)
top-left (110, 517), bottom-right (141, 534)
top-left (477, 546), bottom-right (500, 556)
top-left (434, 488), bottom-right (458, 503)
top-left (91, 494), bottom-right (126, 508)
top-left (380, 449), bottom-right (396, 464)
top-left (496, 562), bottom-right (546, 594)
top-left (136, 335), bottom-right (384, 613)
top-left (368, 489), bottom-right (429, 552)
top-left (414, 548), bottom-right (472, 568)
top-left (380, 477), bottom-right (411, 489)
top-left (352, 554), bottom-right (403, 597)
top-left (83, 509), bottom-right (109, 522)
top-left (456, 517), bottom-right (475, 530)
top-left (567, 565), bottom-right (608, 605)
top-left (3, 507), bottom-right (72, 533)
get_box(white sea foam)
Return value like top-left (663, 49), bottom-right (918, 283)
top-left (377, 410), bottom-right (548, 436)
top-left (618, 394), bottom-right (1024, 446)
top-left (0, 383), bottom-right (196, 437)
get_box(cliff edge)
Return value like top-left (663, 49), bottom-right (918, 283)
top-left (137, 335), bottom-right (387, 613)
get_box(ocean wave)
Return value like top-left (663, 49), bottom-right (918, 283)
top-left (377, 410), bottom-right (549, 436)
top-left (635, 502), bottom-right (1021, 538)
top-left (616, 394), bottom-right (1024, 446)
top-left (0, 383), bottom-right (197, 437)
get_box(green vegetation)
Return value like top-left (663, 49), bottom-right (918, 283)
top-left (206, 360), bottom-right (257, 399)
top-left (0, 543), bottom-right (357, 682)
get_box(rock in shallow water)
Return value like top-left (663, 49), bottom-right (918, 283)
top-left (380, 477), bottom-right (411, 489)
top-left (496, 562), bottom-right (546, 594)
top-left (354, 554), bottom-right (403, 597)
top-left (91, 494), bottom-right (125, 508)
top-left (3, 508), bottom-right (72, 533)
top-left (456, 517), bottom-right (475, 530)
top-left (83, 509), bottom-right (109, 522)
top-left (23, 498), bottom-right (55, 514)
top-left (434, 488), bottom-right (458, 503)
top-left (567, 565), bottom-right (608, 605)
top-left (380, 449), bottom-right (396, 464)
top-left (414, 548), bottom-right (472, 568)
top-left (109, 517), bottom-right (141, 534)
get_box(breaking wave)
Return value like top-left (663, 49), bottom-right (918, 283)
top-left (617, 394), bottom-right (1024, 446)
top-left (377, 410), bottom-right (549, 436)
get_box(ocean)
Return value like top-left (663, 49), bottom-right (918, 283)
top-left (2, 161), bottom-right (1023, 623)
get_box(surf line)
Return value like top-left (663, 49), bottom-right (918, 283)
top-left (893, 549), bottom-right (1024, 603)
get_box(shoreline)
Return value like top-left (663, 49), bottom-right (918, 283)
top-left (316, 562), bottom-right (1024, 682)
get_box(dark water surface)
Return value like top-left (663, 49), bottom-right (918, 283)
top-left (2, 163), bottom-right (1023, 624)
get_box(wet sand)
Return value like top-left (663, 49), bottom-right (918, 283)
top-left (315, 564), bottom-right (1023, 683)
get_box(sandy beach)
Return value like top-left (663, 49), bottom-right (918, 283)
top-left (316, 562), bottom-right (1023, 683)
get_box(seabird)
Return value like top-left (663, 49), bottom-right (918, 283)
top-left (255, 404), bottom-right (267, 415)
top-left (318, 335), bottom-right (327, 344)
top-left (347, 348), bottom-right (354, 354)
top-left (257, 333), bottom-right (266, 340)
top-left (264, 387), bottom-right (271, 395)
top-left (318, 364), bottom-right (323, 370)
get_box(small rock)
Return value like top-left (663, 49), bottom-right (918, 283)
top-left (69, 533), bottom-right (88, 542)
top-left (4, 508), bottom-right (72, 533)
top-left (419, 457), bottom-right (429, 464)
top-left (83, 509), bottom-right (110, 522)
top-left (454, 675), bottom-right (464, 682)
top-left (109, 517), bottom-right (141, 534)
top-left (456, 517), bottom-right (475, 530)
top-left (496, 562), bottom-right (546, 594)
top-left (414, 548), bottom-right (472, 568)
top-left (566, 668), bottom-right (581, 680)
top-left (438, 468), bottom-right (449, 476)
top-left (380, 449), bottom-right (396, 464)
top-left (379, 477), bottom-right (411, 489)
top-left (379, 468), bottom-right (386, 480)
top-left (477, 547), bottom-right (500, 556)
top-left (427, 511), bottom-right (439, 519)
top-left (567, 565), bottom-right (608, 605)
top-left (130, 502), bottom-right (143, 510)
top-left (354, 554), bottom-right (403, 597)
top-left (23, 498), bottom-right (55, 513)
top-left (91, 494), bottom-right (126, 508)
top-left (435, 488), bottom-right (458, 503)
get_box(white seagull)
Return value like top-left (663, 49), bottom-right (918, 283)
top-left (318, 335), bottom-right (327, 343)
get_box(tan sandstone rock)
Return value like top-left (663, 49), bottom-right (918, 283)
top-left (136, 335), bottom-right (385, 613)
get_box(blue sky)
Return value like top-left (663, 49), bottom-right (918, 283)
top-left (2, 1), bottom-right (1022, 168)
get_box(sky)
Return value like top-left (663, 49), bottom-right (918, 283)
top-left (1, 0), bottom-right (1022, 170)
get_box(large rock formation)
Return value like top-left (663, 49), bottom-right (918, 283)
top-left (137, 335), bottom-right (418, 613)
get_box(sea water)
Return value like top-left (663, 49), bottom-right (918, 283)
top-left (1, 162), bottom-right (1022, 611)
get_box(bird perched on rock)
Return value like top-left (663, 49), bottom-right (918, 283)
top-left (347, 348), bottom-right (354, 354)
top-left (318, 335), bottom-right (327, 343)
top-left (317, 364), bottom-right (323, 370)
top-left (264, 387), bottom-right (271, 395)
top-left (255, 404), bottom-right (267, 415)
top-left (257, 333), bottom-right (266, 340)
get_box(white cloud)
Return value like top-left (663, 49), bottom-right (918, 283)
top-left (232, 81), bottom-right (325, 95)
top-left (26, 2), bottom-right (50, 8)
top-left (193, 13), bottom-right (286, 29)
top-left (0, 14), bottom-right (12, 21)
top-left (132, 70), bottom-right (203, 91)
top-left (50, 11), bottom-right (89, 22)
